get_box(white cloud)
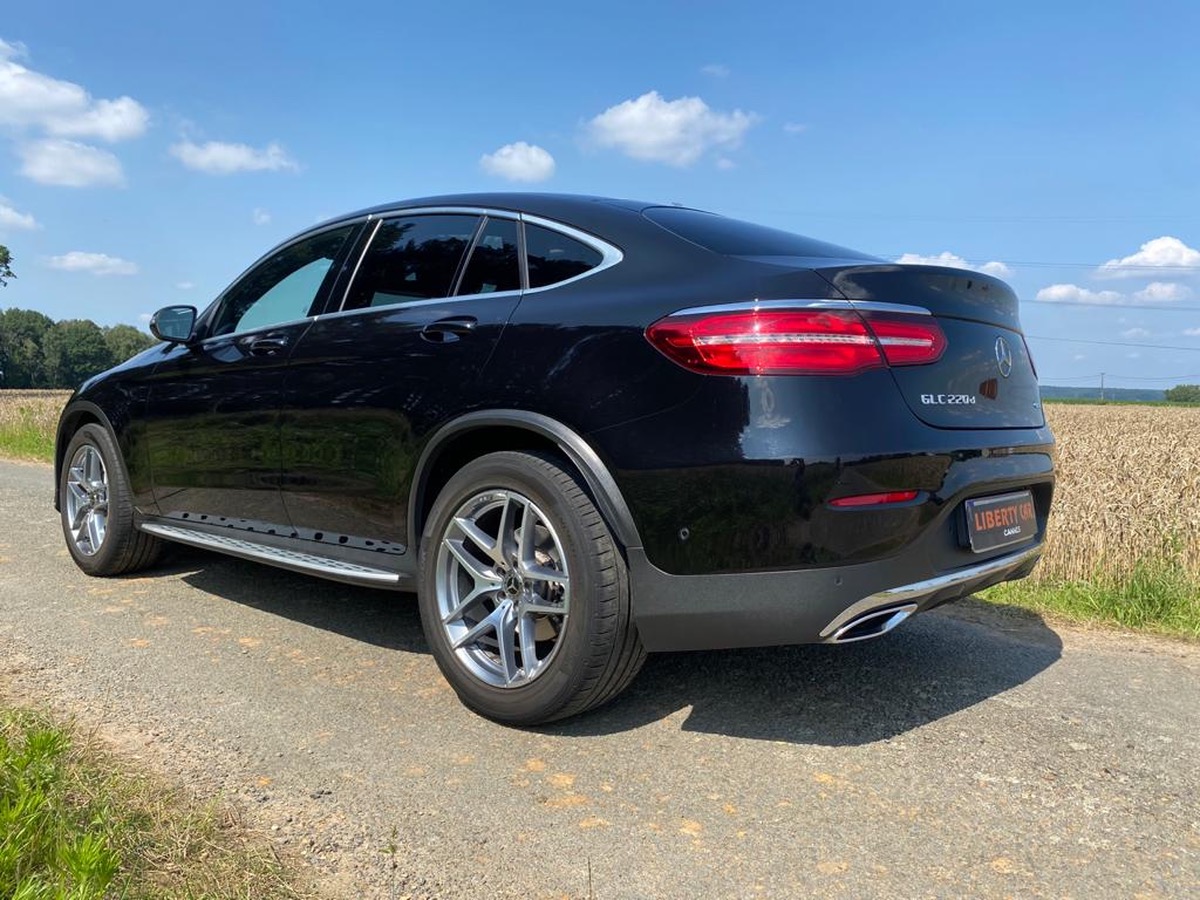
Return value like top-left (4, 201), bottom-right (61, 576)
top-left (586, 90), bottom-right (758, 166)
top-left (170, 139), bottom-right (300, 175)
top-left (0, 51), bottom-right (147, 141)
top-left (1034, 283), bottom-right (1124, 305)
top-left (1097, 236), bottom-right (1200, 278)
top-left (895, 251), bottom-right (1012, 278)
top-left (1121, 327), bottom-right (1151, 339)
top-left (0, 200), bottom-right (37, 230)
top-left (0, 38), bottom-right (28, 60)
top-left (783, 122), bottom-right (808, 134)
top-left (1132, 281), bottom-right (1191, 303)
top-left (479, 141), bottom-right (555, 182)
top-left (1184, 327), bottom-right (1200, 337)
top-left (46, 251), bottom-right (138, 276)
top-left (701, 63), bottom-right (730, 78)
top-left (1072, 353), bottom-right (1087, 361)
top-left (175, 281), bottom-right (195, 290)
top-left (138, 312), bottom-right (152, 323)
top-left (252, 207), bottom-right (271, 225)
top-left (716, 157), bottom-right (736, 171)
top-left (18, 138), bottom-right (124, 187)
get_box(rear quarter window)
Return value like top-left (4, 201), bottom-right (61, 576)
top-left (525, 223), bottom-right (604, 289)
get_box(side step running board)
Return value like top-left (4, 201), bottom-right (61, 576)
top-left (139, 522), bottom-right (403, 587)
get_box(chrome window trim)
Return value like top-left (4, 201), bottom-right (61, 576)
top-left (337, 218), bottom-right (383, 310)
top-left (667, 299), bottom-right (933, 318)
top-left (520, 213), bottom-right (623, 294)
top-left (315, 288), bottom-right (525, 324)
top-left (322, 207), bottom-right (623, 319)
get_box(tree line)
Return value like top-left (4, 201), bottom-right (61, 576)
top-left (0, 307), bottom-right (157, 389)
top-left (0, 245), bottom-right (158, 388)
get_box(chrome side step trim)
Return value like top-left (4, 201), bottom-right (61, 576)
top-left (139, 522), bottom-right (403, 587)
top-left (820, 543), bottom-right (1043, 640)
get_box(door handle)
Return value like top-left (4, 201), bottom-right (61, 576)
top-left (247, 335), bottom-right (290, 356)
top-left (421, 316), bottom-right (478, 344)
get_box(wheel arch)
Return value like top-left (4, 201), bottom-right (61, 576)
top-left (409, 411), bottom-right (642, 553)
top-left (54, 401), bottom-right (115, 510)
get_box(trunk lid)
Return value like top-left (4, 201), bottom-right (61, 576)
top-left (815, 263), bottom-right (1044, 429)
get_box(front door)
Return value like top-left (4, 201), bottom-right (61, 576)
top-left (144, 223), bottom-right (359, 529)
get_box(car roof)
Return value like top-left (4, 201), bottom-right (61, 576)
top-left (321, 193), bottom-right (671, 238)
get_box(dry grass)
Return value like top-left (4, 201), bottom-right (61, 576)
top-left (0, 389), bottom-right (68, 461)
top-left (1035, 403), bottom-right (1200, 582)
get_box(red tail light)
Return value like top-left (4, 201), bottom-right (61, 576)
top-left (646, 307), bottom-right (945, 375)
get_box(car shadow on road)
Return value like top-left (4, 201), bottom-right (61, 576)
top-left (167, 547), bottom-right (429, 654)
top-left (552, 604), bottom-right (1063, 746)
top-left (163, 548), bottom-right (1062, 747)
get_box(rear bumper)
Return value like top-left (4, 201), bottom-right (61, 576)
top-left (628, 541), bottom-right (1042, 652)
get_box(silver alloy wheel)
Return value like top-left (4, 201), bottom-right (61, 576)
top-left (65, 444), bottom-right (109, 556)
top-left (435, 489), bottom-right (571, 688)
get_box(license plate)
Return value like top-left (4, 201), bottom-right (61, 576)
top-left (963, 490), bottom-right (1037, 553)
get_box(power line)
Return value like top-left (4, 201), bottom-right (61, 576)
top-left (1025, 334), bottom-right (1200, 352)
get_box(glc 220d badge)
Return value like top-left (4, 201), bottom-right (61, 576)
top-left (920, 393), bottom-right (978, 405)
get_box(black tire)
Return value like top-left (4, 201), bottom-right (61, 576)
top-left (418, 450), bottom-right (645, 725)
top-left (59, 423), bottom-right (162, 577)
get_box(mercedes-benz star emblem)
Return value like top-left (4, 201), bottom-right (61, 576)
top-left (995, 336), bottom-right (1014, 378)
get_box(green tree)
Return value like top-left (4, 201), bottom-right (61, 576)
top-left (0, 245), bottom-right (13, 287)
top-left (0, 308), bottom-right (55, 387)
top-left (103, 323), bottom-right (156, 364)
top-left (1165, 384), bottom-right (1200, 403)
top-left (43, 319), bottom-right (115, 388)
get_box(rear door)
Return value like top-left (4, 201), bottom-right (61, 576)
top-left (279, 212), bottom-right (524, 551)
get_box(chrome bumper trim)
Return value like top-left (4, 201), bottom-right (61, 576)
top-left (820, 543), bottom-right (1043, 639)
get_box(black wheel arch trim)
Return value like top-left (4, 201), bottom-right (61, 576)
top-left (409, 410), bottom-right (643, 552)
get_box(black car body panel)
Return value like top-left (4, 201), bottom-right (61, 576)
top-left (56, 192), bottom-right (1055, 659)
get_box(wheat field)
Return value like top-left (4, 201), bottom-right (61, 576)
top-left (2, 390), bottom-right (1198, 582)
top-left (1034, 403), bottom-right (1200, 582)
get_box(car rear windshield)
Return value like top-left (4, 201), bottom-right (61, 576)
top-left (643, 206), bottom-right (870, 259)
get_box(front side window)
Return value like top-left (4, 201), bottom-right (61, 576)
top-left (525, 223), bottom-right (603, 289)
top-left (344, 214), bottom-right (480, 310)
top-left (210, 225), bottom-right (355, 337)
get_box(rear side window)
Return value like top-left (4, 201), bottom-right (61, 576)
top-left (458, 216), bottom-right (521, 295)
top-left (344, 214), bottom-right (480, 309)
top-left (525, 223), bottom-right (603, 289)
top-left (643, 206), bottom-right (869, 259)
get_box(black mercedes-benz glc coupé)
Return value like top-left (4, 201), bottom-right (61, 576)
top-left (55, 193), bottom-right (1054, 723)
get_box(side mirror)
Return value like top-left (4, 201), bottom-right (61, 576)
top-left (149, 306), bottom-right (197, 344)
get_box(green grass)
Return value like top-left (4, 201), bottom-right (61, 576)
top-left (0, 411), bottom-right (55, 462)
top-left (0, 707), bottom-right (308, 899)
top-left (983, 558), bottom-right (1200, 639)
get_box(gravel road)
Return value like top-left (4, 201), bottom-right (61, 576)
top-left (1, 459), bottom-right (1197, 898)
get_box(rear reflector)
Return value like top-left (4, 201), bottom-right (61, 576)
top-left (828, 490), bottom-right (920, 508)
top-left (646, 307), bottom-right (945, 375)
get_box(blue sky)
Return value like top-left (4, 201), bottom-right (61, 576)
top-left (2, 0), bottom-right (1199, 389)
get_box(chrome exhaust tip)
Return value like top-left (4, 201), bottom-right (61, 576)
top-left (826, 603), bottom-right (919, 644)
